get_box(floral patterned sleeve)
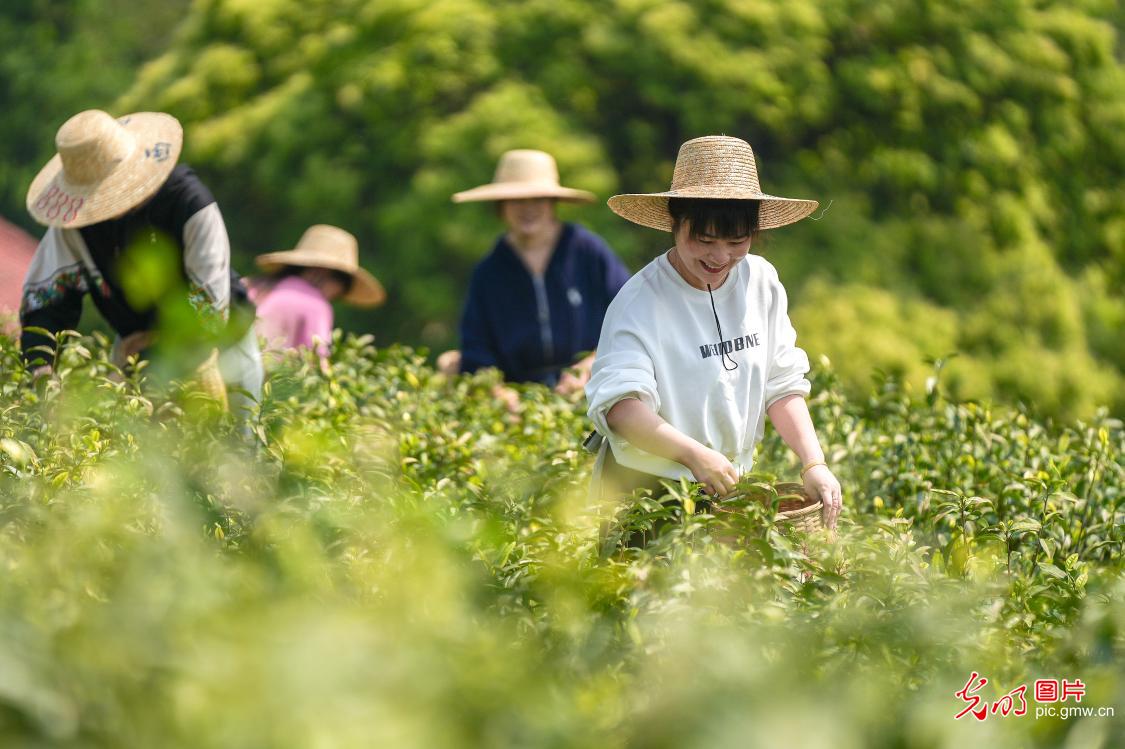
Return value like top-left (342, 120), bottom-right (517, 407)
top-left (19, 227), bottom-right (97, 365)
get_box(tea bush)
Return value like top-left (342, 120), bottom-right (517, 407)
top-left (0, 330), bottom-right (1121, 747)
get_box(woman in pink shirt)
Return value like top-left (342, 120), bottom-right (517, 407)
top-left (247, 225), bottom-right (385, 360)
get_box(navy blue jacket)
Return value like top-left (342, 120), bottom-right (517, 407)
top-left (460, 223), bottom-right (630, 385)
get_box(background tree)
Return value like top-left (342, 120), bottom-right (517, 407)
top-left (0, 0), bottom-right (188, 224)
top-left (3, 0), bottom-right (1123, 418)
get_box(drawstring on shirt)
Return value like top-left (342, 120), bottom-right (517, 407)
top-left (707, 283), bottom-right (739, 371)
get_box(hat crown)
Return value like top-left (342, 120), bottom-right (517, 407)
top-left (670, 136), bottom-right (762, 193)
top-left (493, 149), bottom-right (560, 186)
top-left (55, 110), bottom-right (136, 186)
top-left (295, 224), bottom-right (359, 266)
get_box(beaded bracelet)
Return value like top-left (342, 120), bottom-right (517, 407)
top-left (800, 461), bottom-right (827, 479)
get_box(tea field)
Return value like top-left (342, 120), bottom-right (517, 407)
top-left (0, 331), bottom-right (1121, 747)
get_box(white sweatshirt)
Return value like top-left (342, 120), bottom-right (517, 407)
top-left (585, 250), bottom-right (811, 482)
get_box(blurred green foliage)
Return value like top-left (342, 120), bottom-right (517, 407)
top-left (0, 0), bottom-right (188, 223)
top-left (0, 329), bottom-right (1121, 746)
top-left (2, 0), bottom-right (1123, 418)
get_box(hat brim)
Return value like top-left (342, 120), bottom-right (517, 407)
top-left (27, 112), bottom-right (183, 229)
top-left (255, 250), bottom-right (387, 308)
top-left (608, 189), bottom-right (819, 232)
top-left (452, 181), bottom-right (595, 204)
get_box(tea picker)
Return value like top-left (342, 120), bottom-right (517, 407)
top-left (247, 224), bottom-right (386, 368)
top-left (19, 109), bottom-right (262, 411)
top-left (585, 136), bottom-right (843, 530)
top-left (439, 149), bottom-right (631, 409)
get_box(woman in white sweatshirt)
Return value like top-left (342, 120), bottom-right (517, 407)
top-left (585, 136), bottom-right (843, 529)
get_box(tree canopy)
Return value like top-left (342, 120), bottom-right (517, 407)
top-left (3, 0), bottom-right (1123, 418)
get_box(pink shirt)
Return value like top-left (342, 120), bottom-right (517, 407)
top-left (249, 275), bottom-right (333, 357)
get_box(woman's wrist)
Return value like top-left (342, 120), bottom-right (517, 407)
top-left (800, 459), bottom-right (827, 479)
top-left (676, 439), bottom-right (715, 474)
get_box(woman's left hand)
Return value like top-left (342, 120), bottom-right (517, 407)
top-left (555, 354), bottom-right (595, 398)
top-left (554, 365), bottom-right (590, 397)
top-left (803, 464), bottom-right (843, 530)
top-left (111, 330), bottom-right (154, 368)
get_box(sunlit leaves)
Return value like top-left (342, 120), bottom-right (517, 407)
top-left (0, 323), bottom-right (1121, 746)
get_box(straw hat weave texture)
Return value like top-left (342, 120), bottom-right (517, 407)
top-left (608, 136), bottom-right (818, 232)
top-left (27, 110), bottom-right (183, 229)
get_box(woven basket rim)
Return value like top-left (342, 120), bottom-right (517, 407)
top-left (711, 480), bottom-right (824, 532)
top-left (776, 500), bottom-right (822, 521)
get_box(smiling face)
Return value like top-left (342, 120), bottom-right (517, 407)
top-left (670, 223), bottom-right (753, 290)
top-left (665, 198), bottom-right (761, 290)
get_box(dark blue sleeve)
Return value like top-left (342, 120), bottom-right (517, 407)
top-left (459, 265), bottom-right (500, 374)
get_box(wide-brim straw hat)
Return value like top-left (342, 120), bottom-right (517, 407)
top-left (27, 109), bottom-right (184, 229)
top-left (255, 224), bottom-right (386, 308)
top-left (608, 136), bottom-right (818, 232)
top-left (452, 149), bottom-right (595, 203)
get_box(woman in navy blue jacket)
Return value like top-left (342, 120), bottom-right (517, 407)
top-left (442, 149), bottom-right (630, 405)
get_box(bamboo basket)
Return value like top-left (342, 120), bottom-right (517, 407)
top-left (772, 482), bottom-right (824, 534)
top-left (194, 348), bottom-right (229, 411)
top-left (711, 480), bottom-right (824, 536)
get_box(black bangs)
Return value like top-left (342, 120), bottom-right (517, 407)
top-left (667, 198), bottom-right (761, 240)
top-left (330, 269), bottom-right (356, 294)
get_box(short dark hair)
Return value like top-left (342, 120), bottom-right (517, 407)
top-left (328, 269), bottom-right (355, 294)
top-left (667, 198), bottom-right (760, 240)
top-left (278, 265), bottom-right (355, 294)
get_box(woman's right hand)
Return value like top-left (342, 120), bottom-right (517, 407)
top-left (684, 445), bottom-right (739, 497)
top-left (491, 383), bottom-right (522, 415)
